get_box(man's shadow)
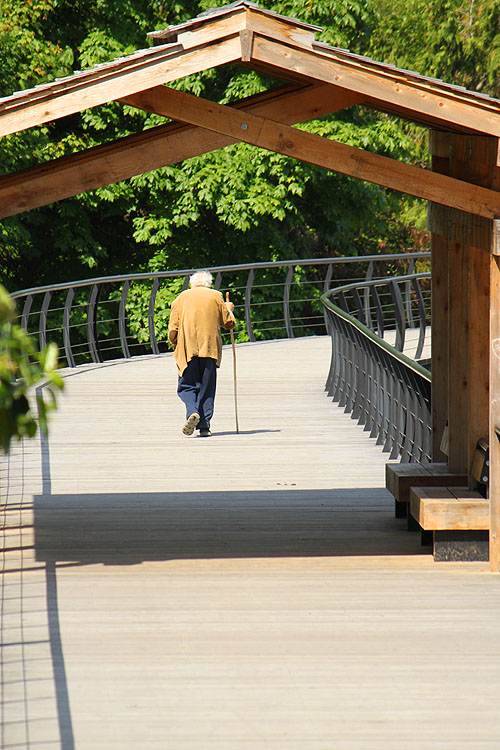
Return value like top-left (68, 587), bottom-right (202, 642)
top-left (204, 429), bottom-right (281, 436)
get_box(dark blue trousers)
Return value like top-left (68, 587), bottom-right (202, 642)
top-left (177, 356), bottom-right (217, 430)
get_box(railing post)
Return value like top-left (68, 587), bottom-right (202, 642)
top-left (86, 284), bottom-right (102, 364)
top-left (245, 268), bottom-right (256, 342)
top-left (63, 288), bottom-right (76, 367)
top-left (119, 281), bottom-right (131, 359)
top-left (389, 279), bottom-right (406, 352)
top-left (39, 291), bottom-right (51, 352)
top-left (284, 266), bottom-right (295, 339)
top-left (20, 294), bottom-right (33, 331)
top-left (148, 278), bottom-right (160, 355)
top-left (412, 276), bottom-right (427, 360)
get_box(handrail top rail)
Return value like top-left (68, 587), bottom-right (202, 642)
top-left (320, 292), bottom-right (431, 382)
top-left (10, 251), bottom-right (430, 299)
top-left (323, 271), bottom-right (430, 299)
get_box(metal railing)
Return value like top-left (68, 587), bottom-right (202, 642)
top-left (322, 273), bottom-right (432, 462)
top-left (11, 252), bottom-right (429, 367)
top-left (326, 272), bottom-right (431, 362)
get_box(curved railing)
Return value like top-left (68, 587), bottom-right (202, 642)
top-left (11, 252), bottom-right (429, 367)
top-left (326, 272), bottom-right (431, 363)
top-left (322, 273), bottom-right (432, 462)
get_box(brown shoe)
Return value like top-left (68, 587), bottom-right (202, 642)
top-left (182, 413), bottom-right (200, 435)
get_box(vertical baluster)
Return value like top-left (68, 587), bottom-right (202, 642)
top-left (39, 291), bottom-right (51, 351)
top-left (245, 268), bottom-right (255, 342)
top-left (119, 281), bottom-right (131, 359)
top-left (284, 266), bottom-right (295, 339)
top-left (412, 276), bottom-right (427, 360)
top-left (63, 288), bottom-right (76, 367)
top-left (405, 258), bottom-right (416, 328)
top-left (389, 279), bottom-right (406, 352)
top-left (21, 294), bottom-right (33, 332)
top-left (148, 278), bottom-right (160, 355)
top-left (86, 285), bottom-right (102, 363)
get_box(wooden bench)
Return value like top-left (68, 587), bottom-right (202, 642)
top-left (406, 439), bottom-right (490, 561)
top-left (386, 462), bottom-right (467, 519)
top-left (409, 486), bottom-right (489, 561)
top-left (387, 438), bottom-right (491, 560)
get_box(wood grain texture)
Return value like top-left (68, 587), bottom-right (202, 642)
top-left (0, 83), bottom-right (361, 219)
top-left (489, 257), bottom-right (500, 570)
top-left (138, 86), bottom-right (500, 219)
top-left (410, 486), bottom-right (489, 530)
top-left (429, 132), bottom-right (450, 462)
top-left (0, 36), bottom-right (241, 137)
top-left (253, 35), bottom-right (500, 137)
top-left (386, 462), bottom-right (468, 504)
top-left (467, 139), bottom-right (493, 483)
top-left (2, 337), bottom-right (500, 749)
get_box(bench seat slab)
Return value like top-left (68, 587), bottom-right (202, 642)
top-left (409, 486), bottom-right (489, 531)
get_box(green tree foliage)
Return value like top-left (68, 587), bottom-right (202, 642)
top-left (369, 0), bottom-right (500, 98)
top-left (0, 0), bottom-right (495, 294)
top-left (0, 285), bottom-right (64, 453)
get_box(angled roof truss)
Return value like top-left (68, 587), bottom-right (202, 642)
top-left (1, 0), bottom-right (500, 221)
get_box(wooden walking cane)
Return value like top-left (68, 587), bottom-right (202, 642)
top-left (226, 292), bottom-right (239, 433)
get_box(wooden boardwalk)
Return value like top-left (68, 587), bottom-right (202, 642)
top-left (1, 336), bottom-right (500, 749)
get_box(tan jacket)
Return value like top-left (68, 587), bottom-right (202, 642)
top-left (168, 286), bottom-right (235, 375)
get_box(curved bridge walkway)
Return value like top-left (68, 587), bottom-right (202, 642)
top-left (2, 337), bottom-right (500, 749)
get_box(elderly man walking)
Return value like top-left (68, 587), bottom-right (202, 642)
top-left (168, 270), bottom-right (235, 437)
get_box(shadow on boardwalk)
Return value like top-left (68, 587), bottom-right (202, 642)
top-left (34, 488), bottom-right (427, 565)
top-left (3, 338), bottom-right (500, 750)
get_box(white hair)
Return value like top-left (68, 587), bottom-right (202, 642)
top-left (189, 270), bottom-right (213, 288)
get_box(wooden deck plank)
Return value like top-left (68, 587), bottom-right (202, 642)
top-left (2, 337), bottom-right (500, 749)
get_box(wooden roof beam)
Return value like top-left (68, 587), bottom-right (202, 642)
top-left (251, 36), bottom-right (500, 138)
top-left (0, 83), bottom-right (361, 218)
top-left (148, 2), bottom-right (320, 50)
top-left (137, 86), bottom-right (500, 220)
top-left (0, 36), bottom-right (241, 138)
top-left (2, 1), bottom-right (500, 141)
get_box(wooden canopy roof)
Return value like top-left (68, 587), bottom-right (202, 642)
top-left (1, 0), bottom-right (500, 219)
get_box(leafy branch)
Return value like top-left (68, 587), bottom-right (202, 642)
top-left (0, 285), bottom-right (64, 453)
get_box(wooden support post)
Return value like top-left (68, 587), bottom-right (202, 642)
top-left (490, 255), bottom-right (500, 570)
top-left (447, 135), bottom-right (472, 474)
top-left (430, 134), bottom-right (494, 480)
top-left (447, 238), bottom-right (470, 473)
top-left (467, 138), bottom-right (494, 486)
top-left (430, 133), bottom-right (499, 568)
top-left (490, 158), bottom-right (500, 571)
top-left (429, 131), bottom-right (450, 461)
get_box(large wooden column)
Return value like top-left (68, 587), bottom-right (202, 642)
top-left (430, 133), bottom-right (493, 472)
top-left (449, 136), bottom-right (491, 479)
top-left (490, 250), bottom-right (500, 571)
top-left (430, 132), bottom-right (500, 569)
top-left (489, 158), bottom-right (500, 571)
top-left (429, 132), bottom-right (450, 462)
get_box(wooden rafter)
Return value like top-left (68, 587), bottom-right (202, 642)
top-left (0, 84), bottom-right (362, 218)
top-left (120, 86), bottom-right (500, 221)
top-left (0, 36), bottom-right (241, 138)
top-left (252, 36), bottom-right (500, 138)
top-left (3, 81), bottom-right (500, 221)
top-left (2, 1), bottom-right (500, 141)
